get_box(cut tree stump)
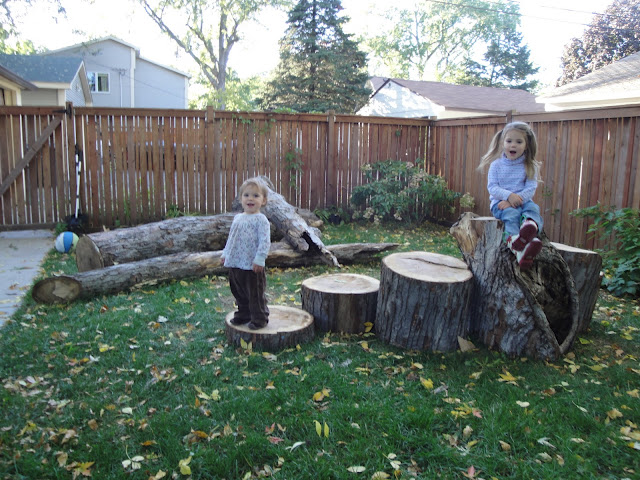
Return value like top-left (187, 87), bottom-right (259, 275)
top-left (551, 242), bottom-right (603, 333)
top-left (375, 251), bottom-right (473, 352)
top-left (225, 305), bottom-right (314, 351)
top-left (32, 242), bottom-right (397, 304)
top-left (301, 273), bottom-right (379, 333)
top-left (449, 213), bottom-right (580, 360)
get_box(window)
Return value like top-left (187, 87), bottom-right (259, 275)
top-left (87, 72), bottom-right (110, 93)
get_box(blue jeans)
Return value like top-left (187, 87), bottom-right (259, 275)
top-left (490, 200), bottom-right (543, 236)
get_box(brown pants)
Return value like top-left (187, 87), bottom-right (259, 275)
top-left (228, 268), bottom-right (269, 326)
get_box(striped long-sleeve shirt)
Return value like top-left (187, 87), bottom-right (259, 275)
top-left (487, 154), bottom-right (538, 210)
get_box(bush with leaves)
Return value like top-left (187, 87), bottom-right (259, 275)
top-left (350, 160), bottom-right (462, 224)
top-left (572, 204), bottom-right (640, 297)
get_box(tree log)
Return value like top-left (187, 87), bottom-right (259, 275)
top-left (75, 214), bottom-right (237, 272)
top-left (301, 274), bottom-right (379, 333)
top-left (449, 213), bottom-right (579, 360)
top-left (32, 242), bottom-right (398, 304)
top-left (551, 242), bottom-right (602, 333)
top-left (225, 305), bottom-right (315, 351)
top-left (375, 251), bottom-right (473, 352)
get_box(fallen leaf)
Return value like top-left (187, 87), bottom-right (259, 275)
top-left (347, 466), bottom-right (366, 473)
top-left (420, 377), bottom-right (434, 390)
top-left (499, 440), bottom-right (511, 452)
top-left (516, 401), bottom-right (530, 408)
top-left (285, 441), bottom-right (306, 451)
top-left (537, 437), bottom-right (557, 449)
top-left (179, 456), bottom-right (192, 475)
top-left (458, 336), bottom-right (476, 352)
top-left (371, 472), bottom-right (390, 479)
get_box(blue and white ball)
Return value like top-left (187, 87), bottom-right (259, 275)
top-left (55, 232), bottom-right (79, 253)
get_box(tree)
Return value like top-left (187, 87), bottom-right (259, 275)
top-left (558, 0), bottom-right (640, 86)
top-left (0, 0), bottom-right (60, 53)
top-left (261, 0), bottom-right (369, 113)
top-left (448, 30), bottom-right (539, 92)
top-left (364, 0), bottom-right (520, 81)
top-left (189, 68), bottom-right (266, 110)
top-left (138, 0), bottom-right (288, 109)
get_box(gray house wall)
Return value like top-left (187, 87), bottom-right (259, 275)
top-left (21, 88), bottom-right (59, 106)
top-left (135, 57), bottom-right (188, 109)
top-left (65, 73), bottom-right (87, 106)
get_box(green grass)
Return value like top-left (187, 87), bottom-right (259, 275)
top-left (1, 222), bottom-right (639, 479)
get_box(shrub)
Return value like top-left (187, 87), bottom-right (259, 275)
top-left (572, 204), bottom-right (640, 297)
top-left (350, 160), bottom-right (461, 223)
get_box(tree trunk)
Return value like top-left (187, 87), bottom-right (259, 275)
top-left (75, 214), bottom-right (236, 272)
top-left (225, 305), bottom-right (315, 352)
top-left (449, 213), bottom-right (579, 360)
top-left (375, 251), bottom-right (473, 352)
top-left (32, 242), bottom-right (398, 304)
top-left (551, 242), bottom-right (602, 333)
top-left (301, 274), bottom-right (379, 333)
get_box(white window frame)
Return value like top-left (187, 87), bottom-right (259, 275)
top-left (87, 72), bottom-right (110, 93)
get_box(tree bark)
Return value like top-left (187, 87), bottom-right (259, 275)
top-left (33, 242), bottom-right (398, 304)
top-left (301, 274), bottom-right (379, 333)
top-left (551, 242), bottom-right (602, 333)
top-left (375, 251), bottom-right (473, 352)
top-left (449, 213), bottom-right (580, 360)
top-left (225, 305), bottom-right (315, 352)
top-left (75, 214), bottom-right (236, 272)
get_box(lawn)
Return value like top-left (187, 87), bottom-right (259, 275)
top-left (1, 221), bottom-right (639, 480)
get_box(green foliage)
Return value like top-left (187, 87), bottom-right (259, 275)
top-left (189, 70), bottom-right (266, 111)
top-left (572, 204), bottom-right (640, 297)
top-left (284, 145), bottom-right (303, 190)
top-left (558, 0), bottom-right (640, 86)
top-left (313, 205), bottom-right (351, 225)
top-left (261, 0), bottom-right (370, 113)
top-left (447, 30), bottom-right (539, 92)
top-left (363, 0), bottom-right (520, 80)
top-left (350, 160), bottom-right (461, 223)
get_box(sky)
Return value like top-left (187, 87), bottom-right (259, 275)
top-left (12, 0), bottom-right (611, 92)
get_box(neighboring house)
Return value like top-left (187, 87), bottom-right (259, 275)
top-left (42, 36), bottom-right (190, 109)
top-left (537, 51), bottom-right (640, 111)
top-left (358, 77), bottom-right (545, 119)
top-left (0, 54), bottom-right (91, 106)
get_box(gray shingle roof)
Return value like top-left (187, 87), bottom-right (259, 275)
top-left (369, 76), bottom-right (546, 113)
top-left (0, 54), bottom-right (83, 84)
top-left (538, 51), bottom-right (640, 101)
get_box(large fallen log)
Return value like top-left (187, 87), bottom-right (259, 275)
top-left (32, 242), bottom-right (398, 304)
top-left (449, 213), bottom-right (579, 360)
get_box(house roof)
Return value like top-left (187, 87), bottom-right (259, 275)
top-left (538, 51), bottom-right (640, 103)
top-left (369, 77), bottom-right (545, 114)
top-left (44, 36), bottom-right (190, 78)
top-left (0, 63), bottom-right (37, 90)
top-left (0, 53), bottom-right (84, 85)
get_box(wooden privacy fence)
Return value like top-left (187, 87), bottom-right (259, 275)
top-left (1, 104), bottom-right (639, 249)
top-left (0, 105), bottom-right (428, 230)
top-left (430, 106), bottom-right (640, 249)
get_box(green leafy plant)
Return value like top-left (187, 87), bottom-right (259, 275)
top-left (350, 160), bottom-right (461, 223)
top-left (572, 203), bottom-right (640, 297)
top-left (314, 206), bottom-right (351, 225)
top-left (284, 145), bottom-right (303, 191)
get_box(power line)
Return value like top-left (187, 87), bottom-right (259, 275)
top-left (423, 0), bottom-right (638, 33)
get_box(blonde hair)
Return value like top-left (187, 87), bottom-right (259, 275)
top-left (239, 176), bottom-right (269, 200)
top-left (478, 121), bottom-right (541, 180)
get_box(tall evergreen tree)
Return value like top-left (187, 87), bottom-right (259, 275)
top-left (261, 0), bottom-right (369, 113)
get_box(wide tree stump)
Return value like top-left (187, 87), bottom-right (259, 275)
top-left (375, 251), bottom-right (473, 352)
top-left (551, 242), bottom-right (603, 333)
top-left (32, 242), bottom-right (397, 304)
top-left (301, 274), bottom-right (379, 333)
top-left (225, 305), bottom-right (314, 351)
top-left (450, 213), bottom-right (579, 360)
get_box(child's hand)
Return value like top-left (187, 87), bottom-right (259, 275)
top-left (253, 264), bottom-right (264, 273)
top-left (497, 200), bottom-right (511, 210)
top-left (219, 256), bottom-right (225, 266)
top-left (507, 193), bottom-right (523, 207)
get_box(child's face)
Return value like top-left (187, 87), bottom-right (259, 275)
top-left (241, 184), bottom-right (267, 214)
top-left (503, 129), bottom-right (527, 160)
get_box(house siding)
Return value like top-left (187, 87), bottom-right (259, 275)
top-left (65, 74), bottom-right (86, 106)
top-left (21, 88), bottom-right (59, 106)
top-left (135, 57), bottom-right (187, 109)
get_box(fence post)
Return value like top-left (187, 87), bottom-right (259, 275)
top-left (326, 110), bottom-right (336, 207)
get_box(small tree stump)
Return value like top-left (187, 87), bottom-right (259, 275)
top-left (225, 305), bottom-right (315, 351)
top-left (301, 273), bottom-right (379, 333)
top-left (551, 242), bottom-right (603, 333)
top-left (375, 251), bottom-right (473, 352)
